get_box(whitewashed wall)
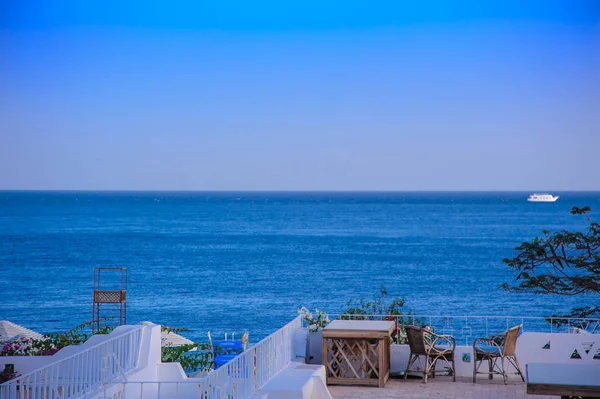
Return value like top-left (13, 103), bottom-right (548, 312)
top-left (389, 332), bottom-right (600, 378)
top-left (85, 324), bottom-right (205, 399)
top-left (0, 355), bottom-right (55, 376)
top-left (0, 330), bottom-right (134, 376)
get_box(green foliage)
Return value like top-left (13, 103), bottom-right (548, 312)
top-left (46, 321), bottom-right (113, 348)
top-left (344, 286), bottom-right (407, 317)
top-left (161, 343), bottom-right (213, 374)
top-left (159, 325), bottom-right (214, 374)
top-left (340, 285), bottom-right (420, 344)
top-left (0, 321), bottom-right (113, 357)
top-left (342, 285), bottom-right (406, 317)
top-left (161, 325), bottom-right (189, 335)
top-left (502, 206), bottom-right (600, 320)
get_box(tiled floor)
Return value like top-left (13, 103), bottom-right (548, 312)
top-left (328, 376), bottom-right (555, 399)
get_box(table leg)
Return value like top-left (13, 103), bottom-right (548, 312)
top-left (378, 338), bottom-right (384, 388)
top-left (322, 336), bottom-right (328, 384)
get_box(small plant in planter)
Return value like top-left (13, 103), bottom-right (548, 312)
top-left (298, 307), bottom-right (330, 332)
top-left (0, 364), bottom-right (18, 384)
top-left (298, 307), bottom-right (330, 364)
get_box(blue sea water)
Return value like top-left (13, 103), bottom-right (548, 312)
top-left (0, 191), bottom-right (598, 342)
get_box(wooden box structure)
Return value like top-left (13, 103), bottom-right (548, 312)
top-left (92, 267), bottom-right (127, 333)
top-left (322, 320), bottom-right (394, 388)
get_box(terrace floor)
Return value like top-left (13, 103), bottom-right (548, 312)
top-left (328, 376), bottom-right (555, 399)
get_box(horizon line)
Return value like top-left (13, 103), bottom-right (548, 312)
top-left (1, 189), bottom-right (599, 193)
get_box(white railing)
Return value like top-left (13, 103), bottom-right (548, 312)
top-left (254, 314), bottom-right (299, 389)
top-left (0, 326), bottom-right (144, 399)
top-left (104, 316), bottom-right (302, 399)
top-left (325, 314), bottom-right (600, 345)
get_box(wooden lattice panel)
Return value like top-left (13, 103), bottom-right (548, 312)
top-left (94, 290), bottom-right (126, 303)
top-left (322, 320), bottom-right (393, 387)
top-left (326, 338), bottom-right (380, 379)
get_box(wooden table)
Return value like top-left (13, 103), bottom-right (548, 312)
top-left (322, 320), bottom-right (395, 388)
top-left (526, 363), bottom-right (600, 398)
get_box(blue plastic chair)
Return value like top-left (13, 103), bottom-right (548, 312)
top-left (208, 331), bottom-right (248, 369)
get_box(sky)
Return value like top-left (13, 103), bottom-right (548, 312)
top-left (1, 0), bottom-right (599, 191)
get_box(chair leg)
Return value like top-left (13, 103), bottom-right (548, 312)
top-left (512, 356), bottom-right (525, 382)
top-left (488, 359), bottom-right (493, 380)
top-left (473, 356), bottom-right (477, 383)
top-left (405, 354), bottom-right (419, 380)
top-left (501, 357), bottom-right (507, 385)
top-left (452, 354), bottom-right (456, 382)
top-left (404, 354), bottom-right (413, 380)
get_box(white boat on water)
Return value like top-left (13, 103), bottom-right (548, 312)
top-left (528, 193), bottom-right (559, 202)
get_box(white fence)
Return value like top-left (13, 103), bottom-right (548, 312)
top-left (326, 314), bottom-right (600, 345)
top-left (103, 316), bottom-right (303, 399)
top-left (0, 326), bottom-right (143, 399)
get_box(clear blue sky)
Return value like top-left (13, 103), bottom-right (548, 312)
top-left (1, 1), bottom-right (599, 190)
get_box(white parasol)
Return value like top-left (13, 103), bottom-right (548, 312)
top-left (0, 320), bottom-right (44, 343)
top-left (139, 321), bottom-right (194, 347)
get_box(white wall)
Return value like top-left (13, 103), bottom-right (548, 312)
top-left (0, 334), bottom-right (107, 376)
top-left (0, 355), bottom-right (55, 376)
top-left (87, 323), bottom-right (212, 399)
top-left (517, 332), bottom-right (600, 364)
top-left (389, 332), bottom-right (600, 378)
top-left (1, 325), bottom-right (154, 380)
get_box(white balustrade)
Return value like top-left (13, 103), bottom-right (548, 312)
top-left (103, 316), bottom-right (302, 399)
top-left (0, 326), bottom-right (143, 399)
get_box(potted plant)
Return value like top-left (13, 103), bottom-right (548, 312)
top-left (298, 307), bottom-right (329, 364)
top-left (0, 364), bottom-right (18, 384)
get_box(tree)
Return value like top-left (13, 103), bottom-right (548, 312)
top-left (501, 206), bottom-right (600, 322)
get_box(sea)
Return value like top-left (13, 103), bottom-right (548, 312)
top-left (1, 191), bottom-right (598, 343)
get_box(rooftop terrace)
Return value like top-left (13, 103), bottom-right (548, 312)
top-left (1, 314), bottom-right (599, 399)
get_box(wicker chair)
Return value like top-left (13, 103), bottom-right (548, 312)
top-left (404, 325), bottom-right (456, 383)
top-left (473, 324), bottom-right (524, 384)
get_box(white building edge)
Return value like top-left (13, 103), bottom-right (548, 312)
top-left (1, 316), bottom-right (599, 399)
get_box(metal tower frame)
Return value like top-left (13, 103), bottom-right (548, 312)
top-left (92, 267), bottom-right (128, 333)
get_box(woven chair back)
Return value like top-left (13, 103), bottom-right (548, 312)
top-left (502, 325), bottom-right (521, 356)
top-left (406, 325), bottom-right (427, 355)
